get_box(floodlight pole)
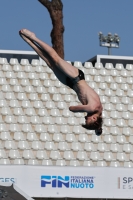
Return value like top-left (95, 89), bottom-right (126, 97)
top-left (99, 32), bottom-right (120, 55)
top-left (108, 47), bottom-right (111, 55)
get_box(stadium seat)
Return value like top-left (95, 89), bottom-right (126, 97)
top-left (122, 111), bottom-right (131, 120)
top-left (14, 132), bottom-right (26, 141)
top-left (0, 124), bottom-right (8, 132)
top-left (13, 64), bottom-right (22, 72)
top-left (100, 95), bottom-right (109, 104)
top-left (28, 159), bottom-right (39, 165)
top-left (50, 150), bottom-right (62, 160)
top-left (56, 160), bottom-right (67, 166)
top-left (104, 103), bottom-right (114, 111)
top-left (42, 160), bottom-right (53, 166)
top-left (1, 107), bottom-right (12, 115)
top-left (9, 99), bottom-right (20, 108)
top-left (22, 124), bottom-right (33, 132)
top-left (97, 143), bottom-right (108, 152)
top-left (9, 124), bottom-right (21, 132)
top-left (128, 104), bottom-right (133, 112)
top-left (35, 124), bottom-right (46, 133)
top-left (99, 82), bottom-right (108, 90)
top-left (104, 135), bottom-right (114, 143)
top-left (105, 63), bottom-right (113, 69)
top-left (128, 120), bottom-right (133, 128)
top-left (110, 110), bottom-right (121, 119)
top-left (84, 62), bottom-right (93, 68)
top-left (89, 82), bottom-right (98, 89)
top-left (104, 151), bottom-right (114, 161)
top-left (30, 116), bottom-right (41, 124)
top-left (32, 141), bottom-right (43, 150)
top-left (117, 152), bottom-right (128, 161)
top-left (0, 159), bottom-right (11, 165)
top-left (2, 116), bottom-right (10, 125)
top-left (123, 127), bottom-right (132, 136)
top-left (40, 133), bottom-right (51, 142)
top-left (2, 84), bottom-right (11, 92)
top-left (28, 72), bottom-right (38, 79)
top-left (24, 65), bottom-right (33, 72)
top-left (38, 108), bottom-right (49, 116)
top-left (0, 57), bottom-right (8, 64)
top-left (105, 76), bottom-right (114, 83)
top-left (126, 77), bottom-right (133, 84)
top-left (63, 151), bottom-right (75, 160)
top-left (84, 142), bottom-right (95, 152)
top-left (27, 132), bottom-right (38, 141)
top-left (0, 150), bottom-right (7, 158)
top-left (36, 150), bottom-right (48, 160)
top-left (45, 141), bottom-right (56, 150)
top-left (50, 108), bottom-right (60, 117)
top-left (9, 150), bottom-right (21, 159)
top-left (83, 160), bottom-right (94, 167)
top-left (18, 141), bottom-right (30, 150)
top-left (94, 75), bottom-right (104, 83)
top-left (110, 161), bottom-right (120, 167)
top-left (71, 142), bottom-right (82, 151)
top-left (20, 59), bottom-right (29, 65)
top-left (60, 125), bottom-right (71, 134)
top-left (58, 142), bottom-right (70, 151)
top-left (110, 127), bottom-right (120, 136)
top-left (22, 150), bottom-right (35, 159)
top-left (31, 59), bottom-right (40, 66)
top-left (104, 118), bottom-right (115, 127)
top-left (124, 161), bottom-right (133, 168)
top-left (77, 151), bottom-right (88, 160)
top-left (5, 140), bottom-right (17, 149)
top-left (70, 160), bottom-right (80, 166)
top-left (74, 61), bottom-right (82, 68)
top-left (110, 143), bottom-right (120, 152)
top-left (25, 108), bottom-right (36, 116)
top-left (91, 135), bottom-right (101, 143)
top-left (1, 132), bottom-right (12, 141)
top-left (123, 143), bottom-right (132, 153)
top-left (67, 117), bottom-right (78, 125)
top-left (21, 100), bottom-right (32, 108)
top-left (97, 160), bottom-right (107, 167)
top-left (121, 83), bottom-right (129, 91)
top-left (116, 119), bottom-right (127, 127)
top-left (116, 103), bottom-right (126, 112)
top-left (120, 70), bottom-right (129, 77)
top-left (18, 115), bottom-right (29, 124)
top-left (90, 152), bottom-right (101, 161)
top-left (53, 94), bottom-right (63, 102)
top-left (103, 111), bottom-right (110, 119)
top-left (126, 64), bottom-right (133, 70)
top-left (41, 93), bottom-right (50, 101)
top-left (99, 68), bottom-right (109, 76)
top-left (78, 134), bottom-right (89, 143)
top-left (110, 82), bottom-right (118, 91)
top-left (14, 159), bottom-right (25, 165)
top-left (0, 78), bottom-right (7, 85)
top-left (53, 133), bottom-right (64, 142)
top-left (115, 63), bottom-right (124, 70)
top-left (117, 135), bottom-right (126, 144)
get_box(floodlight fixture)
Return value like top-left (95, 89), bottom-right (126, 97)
top-left (98, 32), bottom-right (120, 55)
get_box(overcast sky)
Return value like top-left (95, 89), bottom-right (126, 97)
top-left (0, 0), bottom-right (133, 62)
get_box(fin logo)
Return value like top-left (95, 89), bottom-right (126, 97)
top-left (41, 176), bottom-right (69, 188)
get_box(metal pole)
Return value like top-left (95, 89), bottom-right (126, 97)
top-left (108, 47), bottom-right (111, 55)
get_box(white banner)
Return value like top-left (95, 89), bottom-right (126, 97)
top-left (0, 166), bottom-right (133, 199)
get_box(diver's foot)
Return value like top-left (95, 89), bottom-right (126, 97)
top-left (19, 29), bottom-right (36, 41)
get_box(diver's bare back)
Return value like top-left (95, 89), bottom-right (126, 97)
top-left (73, 79), bottom-right (102, 112)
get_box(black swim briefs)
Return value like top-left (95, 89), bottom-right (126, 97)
top-left (66, 69), bottom-right (85, 89)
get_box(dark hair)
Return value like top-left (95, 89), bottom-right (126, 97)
top-left (82, 116), bottom-right (103, 136)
